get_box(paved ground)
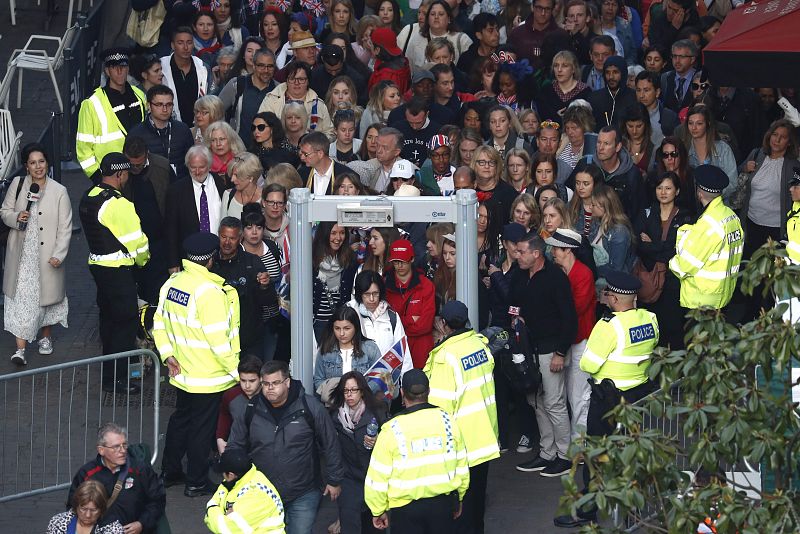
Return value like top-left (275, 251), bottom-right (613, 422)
top-left (0, 3), bottom-right (589, 532)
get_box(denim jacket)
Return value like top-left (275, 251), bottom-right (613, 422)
top-left (313, 339), bottom-right (382, 392)
top-left (589, 221), bottom-right (636, 277)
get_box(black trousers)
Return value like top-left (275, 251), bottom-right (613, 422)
top-left (391, 493), bottom-right (456, 534)
top-left (162, 389), bottom-right (222, 487)
top-left (455, 461), bottom-right (491, 534)
top-left (89, 265), bottom-right (139, 386)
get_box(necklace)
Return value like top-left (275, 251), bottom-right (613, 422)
top-left (238, 183), bottom-right (258, 205)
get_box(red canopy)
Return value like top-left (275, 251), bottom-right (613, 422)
top-left (703, 0), bottom-right (800, 87)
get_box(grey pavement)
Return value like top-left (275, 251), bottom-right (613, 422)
top-left (0, 3), bottom-right (584, 532)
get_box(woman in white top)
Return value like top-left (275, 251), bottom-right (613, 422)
top-left (221, 152), bottom-right (263, 220)
top-left (347, 270), bottom-right (413, 376)
top-left (395, 0), bottom-right (472, 70)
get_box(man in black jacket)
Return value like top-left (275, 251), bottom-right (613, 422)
top-left (588, 55), bottom-right (637, 130)
top-left (128, 85), bottom-right (194, 179)
top-left (227, 360), bottom-right (344, 534)
top-left (69, 422), bottom-right (166, 534)
top-left (211, 217), bottom-right (276, 359)
top-left (509, 232), bottom-right (577, 478)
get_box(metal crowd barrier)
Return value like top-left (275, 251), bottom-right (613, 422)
top-left (612, 380), bottom-right (761, 532)
top-left (0, 349), bottom-right (162, 503)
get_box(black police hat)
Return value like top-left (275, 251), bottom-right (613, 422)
top-left (789, 167), bottom-right (800, 187)
top-left (605, 270), bottom-right (641, 295)
top-left (214, 449), bottom-right (251, 476)
top-left (694, 164), bottom-right (729, 194)
top-left (99, 152), bottom-right (131, 176)
top-left (501, 222), bottom-right (528, 244)
top-left (441, 300), bottom-right (469, 324)
top-left (401, 369), bottom-right (429, 395)
top-left (102, 47), bottom-right (131, 67)
top-left (183, 232), bottom-right (219, 263)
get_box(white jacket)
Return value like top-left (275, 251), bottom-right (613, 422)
top-left (160, 54), bottom-right (210, 122)
top-left (348, 299), bottom-right (413, 376)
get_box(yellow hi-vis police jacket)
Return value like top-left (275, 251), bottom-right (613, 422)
top-left (580, 308), bottom-right (659, 391)
top-left (787, 201), bottom-right (800, 264)
top-left (83, 186), bottom-right (150, 268)
top-left (364, 403), bottom-right (470, 516)
top-left (424, 329), bottom-right (500, 468)
top-left (205, 464), bottom-right (286, 534)
top-left (153, 260), bottom-right (240, 394)
top-left (76, 85), bottom-right (146, 178)
top-left (669, 196), bottom-right (743, 309)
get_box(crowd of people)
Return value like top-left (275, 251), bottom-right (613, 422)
top-left (7, 0), bottom-right (799, 530)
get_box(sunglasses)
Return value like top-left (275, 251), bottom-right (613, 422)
top-left (691, 82), bottom-right (710, 91)
top-left (661, 151), bottom-right (679, 159)
top-left (251, 123), bottom-right (268, 132)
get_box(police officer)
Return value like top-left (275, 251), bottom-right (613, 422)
top-left (554, 271), bottom-right (659, 529)
top-left (425, 300), bottom-right (499, 534)
top-left (205, 449), bottom-right (285, 534)
top-left (79, 153), bottom-right (150, 394)
top-left (365, 369), bottom-right (470, 532)
top-left (785, 168), bottom-right (800, 264)
top-left (154, 232), bottom-right (240, 497)
top-left (669, 165), bottom-right (744, 310)
top-left (77, 48), bottom-right (146, 183)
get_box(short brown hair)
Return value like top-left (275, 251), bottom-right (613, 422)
top-left (71, 480), bottom-right (109, 516)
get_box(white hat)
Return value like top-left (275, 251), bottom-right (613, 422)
top-left (394, 184), bottom-right (420, 197)
top-left (390, 159), bottom-right (415, 179)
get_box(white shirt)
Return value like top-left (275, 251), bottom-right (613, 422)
top-left (314, 160), bottom-right (335, 195)
top-left (191, 175), bottom-right (222, 234)
top-left (341, 348), bottom-right (353, 374)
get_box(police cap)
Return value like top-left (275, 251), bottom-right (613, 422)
top-left (102, 47), bottom-right (130, 67)
top-left (441, 300), bottom-right (469, 324)
top-left (605, 270), bottom-right (641, 295)
top-left (214, 448), bottom-right (251, 476)
top-left (183, 232), bottom-right (219, 263)
top-left (694, 165), bottom-right (729, 194)
top-left (789, 167), bottom-right (800, 187)
top-left (501, 222), bottom-right (528, 244)
top-left (402, 369), bottom-right (429, 395)
top-left (99, 152), bottom-right (131, 176)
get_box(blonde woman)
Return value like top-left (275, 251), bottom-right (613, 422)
top-left (539, 197), bottom-right (573, 239)
top-left (469, 145), bottom-right (518, 217)
top-left (204, 120), bottom-right (246, 180)
top-left (589, 184), bottom-right (635, 279)
top-left (503, 148), bottom-right (532, 193)
top-left (324, 76), bottom-right (363, 122)
top-left (281, 102), bottom-right (309, 154)
top-left (359, 81), bottom-right (401, 137)
top-left (510, 193), bottom-right (540, 231)
top-left (352, 15), bottom-right (380, 67)
top-left (537, 50), bottom-right (590, 124)
top-left (192, 95), bottom-right (225, 144)
top-left (221, 152), bottom-right (264, 219)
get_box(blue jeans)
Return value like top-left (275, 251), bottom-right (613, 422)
top-left (285, 489), bottom-right (322, 534)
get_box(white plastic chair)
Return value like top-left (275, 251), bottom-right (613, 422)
top-left (0, 66), bottom-right (16, 110)
top-left (7, 24), bottom-right (78, 113)
top-left (0, 109), bottom-right (23, 182)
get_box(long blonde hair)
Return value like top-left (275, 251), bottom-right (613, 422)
top-left (591, 184), bottom-right (633, 237)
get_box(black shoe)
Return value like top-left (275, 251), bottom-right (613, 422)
top-left (553, 511), bottom-right (597, 528)
top-left (102, 381), bottom-right (141, 394)
top-left (160, 472), bottom-right (185, 488)
top-left (516, 456), bottom-right (551, 472)
top-left (184, 482), bottom-right (215, 497)
top-left (540, 458), bottom-right (572, 478)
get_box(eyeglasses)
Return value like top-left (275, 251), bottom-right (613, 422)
top-left (540, 120), bottom-right (560, 130)
top-left (362, 291), bottom-right (381, 299)
top-left (391, 176), bottom-right (414, 182)
top-left (343, 387), bottom-right (361, 394)
top-left (299, 149), bottom-right (319, 158)
top-left (150, 101), bottom-right (174, 109)
top-left (691, 82), bottom-right (710, 91)
top-left (661, 151), bottom-right (679, 159)
top-left (100, 442), bottom-right (128, 453)
top-left (288, 77), bottom-right (308, 84)
top-left (475, 159), bottom-right (497, 168)
top-left (255, 62), bottom-right (276, 69)
top-left (263, 200), bottom-right (285, 207)
top-left (262, 377), bottom-right (289, 389)
top-left (251, 123), bottom-right (268, 132)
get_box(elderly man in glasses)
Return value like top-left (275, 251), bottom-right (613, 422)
top-left (69, 423), bottom-right (166, 534)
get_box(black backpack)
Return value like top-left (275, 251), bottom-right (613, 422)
top-left (503, 323), bottom-right (543, 397)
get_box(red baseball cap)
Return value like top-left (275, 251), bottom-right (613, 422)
top-left (371, 27), bottom-right (402, 57)
top-left (389, 239), bottom-right (414, 263)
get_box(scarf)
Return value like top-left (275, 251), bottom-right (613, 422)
top-left (497, 92), bottom-right (518, 110)
top-left (318, 255), bottom-right (343, 291)
top-left (194, 35), bottom-right (220, 52)
top-left (211, 152), bottom-right (233, 174)
top-left (359, 301), bottom-right (389, 324)
top-left (337, 400), bottom-right (365, 432)
top-left (216, 17), bottom-right (232, 34)
top-left (554, 80), bottom-right (589, 103)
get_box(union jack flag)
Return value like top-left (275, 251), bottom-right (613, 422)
top-left (365, 337), bottom-right (409, 400)
top-left (273, 0), bottom-right (291, 12)
top-left (301, 0), bottom-right (325, 17)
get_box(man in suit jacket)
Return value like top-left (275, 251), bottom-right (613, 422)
top-left (296, 131), bottom-right (352, 194)
top-left (660, 39), bottom-right (698, 114)
top-left (635, 70), bottom-right (678, 146)
top-left (165, 145), bottom-right (226, 272)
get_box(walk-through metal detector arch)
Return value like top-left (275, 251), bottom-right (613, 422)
top-left (288, 188), bottom-right (479, 389)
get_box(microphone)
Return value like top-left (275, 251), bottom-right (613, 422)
top-left (18, 183), bottom-right (40, 231)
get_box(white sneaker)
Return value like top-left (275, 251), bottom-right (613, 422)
top-left (38, 337), bottom-right (53, 355)
top-left (516, 434), bottom-right (534, 453)
top-left (11, 349), bottom-right (26, 365)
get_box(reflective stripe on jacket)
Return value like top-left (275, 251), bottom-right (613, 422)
top-left (82, 186), bottom-right (150, 268)
top-left (205, 465), bottom-right (285, 534)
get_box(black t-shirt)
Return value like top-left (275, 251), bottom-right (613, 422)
top-left (171, 57), bottom-right (199, 127)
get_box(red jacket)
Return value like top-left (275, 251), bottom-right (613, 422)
top-left (567, 259), bottom-right (596, 343)
top-left (369, 58), bottom-right (412, 95)
top-left (385, 268), bottom-right (435, 368)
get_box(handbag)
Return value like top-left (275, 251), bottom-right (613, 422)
top-left (633, 207), bottom-right (677, 304)
top-left (126, 0), bottom-right (167, 48)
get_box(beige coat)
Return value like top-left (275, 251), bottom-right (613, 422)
top-left (1, 175), bottom-right (72, 306)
